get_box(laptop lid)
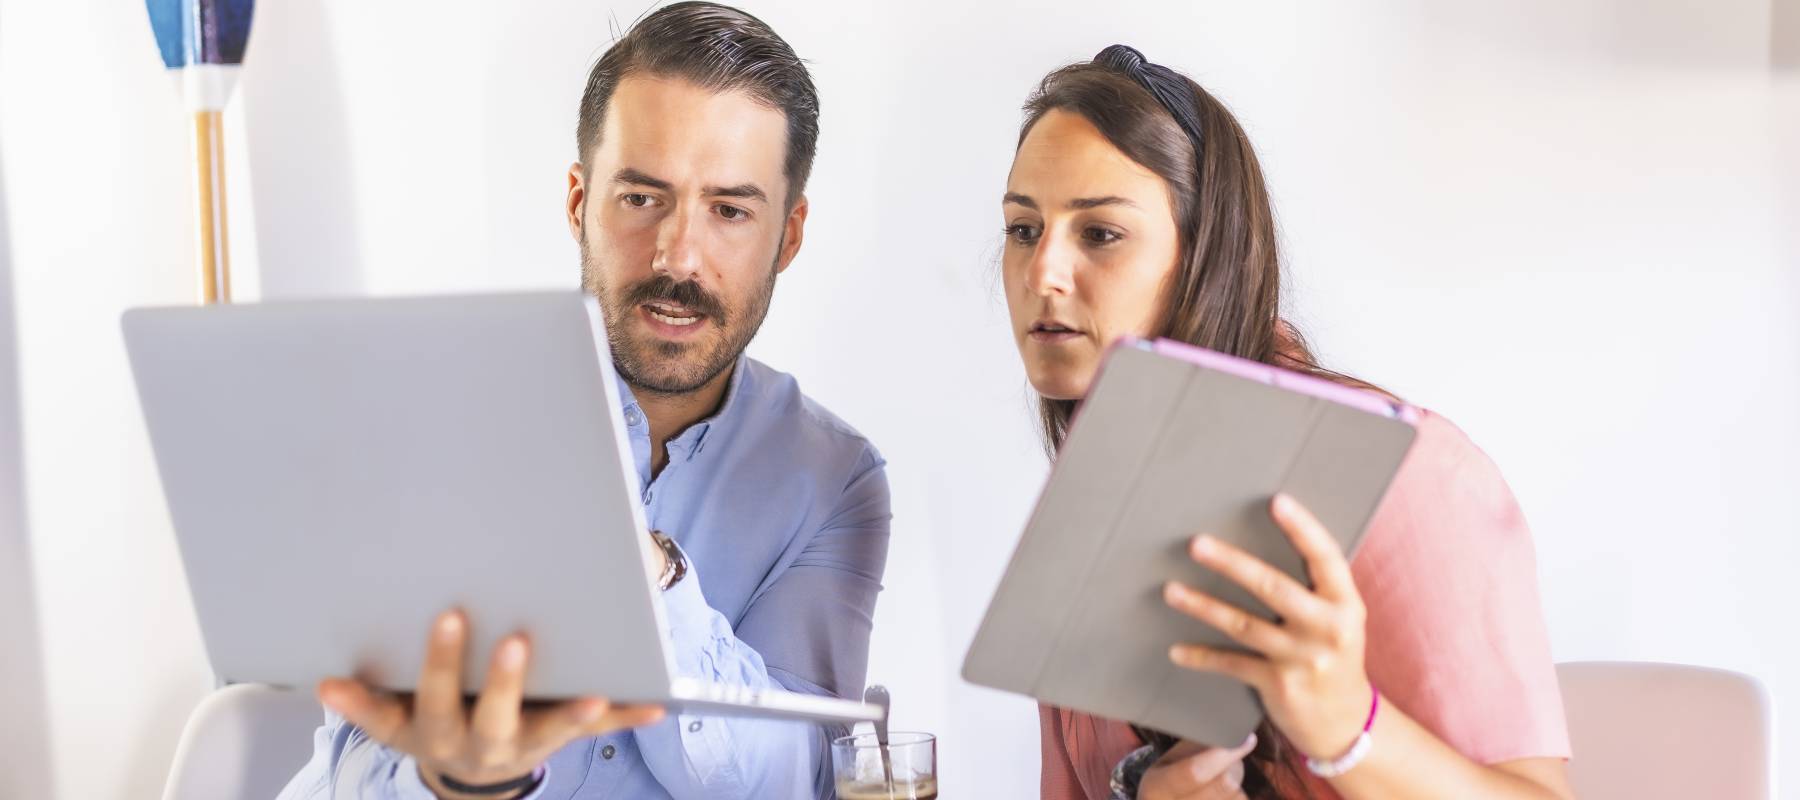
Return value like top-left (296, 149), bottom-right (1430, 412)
top-left (123, 291), bottom-right (678, 701)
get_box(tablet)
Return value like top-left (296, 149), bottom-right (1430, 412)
top-left (962, 337), bottom-right (1418, 746)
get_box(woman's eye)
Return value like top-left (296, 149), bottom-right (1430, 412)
top-left (716, 204), bottom-right (748, 221)
top-left (1082, 226), bottom-right (1122, 245)
top-left (622, 193), bottom-right (653, 208)
top-left (1004, 224), bottom-right (1041, 245)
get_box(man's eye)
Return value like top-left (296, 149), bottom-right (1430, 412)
top-left (717, 204), bottom-right (747, 221)
top-left (1004, 224), bottom-right (1041, 245)
top-left (1083, 227), bottom-right (1122, 244)
top-left (622, 194), bottom-right (653, 208)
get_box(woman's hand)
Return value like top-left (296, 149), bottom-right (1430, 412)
top-left (1162, 493), bottom-right (1374, 762)
top-left (1137, 735), bottom-right (1258, 800)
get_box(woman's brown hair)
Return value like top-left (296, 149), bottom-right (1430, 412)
top-left (1017, 48), bottom-right (1380, 798)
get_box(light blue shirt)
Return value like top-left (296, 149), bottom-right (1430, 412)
top-left (278, 356), bottom-right (891, 799)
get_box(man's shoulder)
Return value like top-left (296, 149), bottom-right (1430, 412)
top-left (738, 358), bottom-right (883, 467)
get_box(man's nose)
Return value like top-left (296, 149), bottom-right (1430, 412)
top-left (651, 206), bottom-right (703, 282)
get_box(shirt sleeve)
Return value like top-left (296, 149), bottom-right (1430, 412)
top-left (1038, 704), bottom-right (1086, 800)
top-left (634, 445), bottom-right (892, 799)
top-left (275, 708), bottom-right (553, 800)
top-left (1352, 412), bottom-right (1572, 765)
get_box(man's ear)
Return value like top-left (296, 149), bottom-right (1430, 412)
top-left (565, 162), bottom-right (587, 243)
top-left (775, 195), bottom-right (808, 275)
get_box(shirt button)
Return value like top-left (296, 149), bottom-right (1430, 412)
top-left (644, 490), bottom-right (654, 504)
top-left (688, 720), bottom-right (703, 733)
top-left (624, 407), bottom-right (644, 426)
top-left (601, 744), bottom-right (617, 760)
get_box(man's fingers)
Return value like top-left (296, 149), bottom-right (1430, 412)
top-left (414, 610), bottom-right (469, 741)
top-left (469, 635), bottom-right (530, 755)
top-left (319, 678), bottom-right (409, 748)
top-left (519, 697), bottom-right (611, 757)
top-left (517, 697), bottom-right (663, 760)
top-left (579, 702), bottom-right (666, 737)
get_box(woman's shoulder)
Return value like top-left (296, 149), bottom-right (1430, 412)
top-left (1361, 407), bottom-right (1533, 555)
top-left (1394, 409), bottom-right (1513, 499)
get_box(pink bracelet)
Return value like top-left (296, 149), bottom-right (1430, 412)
top-left (1304, 687), bottom-right (1380, 779)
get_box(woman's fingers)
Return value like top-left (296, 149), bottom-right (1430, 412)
top-left (1169, 642), bottom-right (1273, 689)
top-left (1270, 493), bottom-right (1357, 603)
top-left (1141, 734), bottom-right (1257, 799)
top-left (1164, 582), bottom-right (1296, 657)
top-left (318, 678), bottom-right (409, 748)
top-left (469, 635), bottom-right (531, 763)
top-left (1209, 760), bottom-right (1248, 800)
top-left (1188, 534), bottom-right (1331, 627)
top-left (1174, 733), bottom-right (1257, 782)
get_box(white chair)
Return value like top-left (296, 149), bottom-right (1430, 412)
top-left (1557, 661), bottom-right (1775, 799)
top-left (162, 683), bottom-right (323, 800)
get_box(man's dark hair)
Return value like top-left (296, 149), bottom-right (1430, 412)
top-left (576, 2), bottom-right (820, 207)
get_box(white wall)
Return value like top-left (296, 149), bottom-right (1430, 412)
top-left (1, 1), bottom-right (1794, 798)
top-left (0, 9), bottom-right (53, 795)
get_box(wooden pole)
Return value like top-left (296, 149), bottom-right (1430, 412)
top-left (191, 109), bottom-right (231, 304)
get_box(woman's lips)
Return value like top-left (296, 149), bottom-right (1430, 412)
top-left (1027, 327), bottom-right (1083, 345)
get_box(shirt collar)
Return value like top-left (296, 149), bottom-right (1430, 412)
top-left (614, 355), bottom-right (748, 458)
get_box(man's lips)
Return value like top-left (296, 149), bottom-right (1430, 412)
top-left (640, 302), bottom-right (709, 337)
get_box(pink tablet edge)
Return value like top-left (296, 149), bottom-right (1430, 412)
top-left (1135, 337), bottom-right (1421, 425)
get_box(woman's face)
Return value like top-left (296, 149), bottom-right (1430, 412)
top-left (1002, 109), bottom-right (1182, 401)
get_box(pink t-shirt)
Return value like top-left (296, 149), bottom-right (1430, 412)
top-left (1040, 410), bottom-right (1571, 799)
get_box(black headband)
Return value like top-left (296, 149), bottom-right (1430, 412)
top-left (1094, 44), bottom-right (1205, 166)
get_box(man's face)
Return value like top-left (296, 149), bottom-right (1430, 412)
top-left (567, 75), bottom-right (807, 395)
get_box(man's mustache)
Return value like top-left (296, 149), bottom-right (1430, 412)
top-left (623, 275), bottom-right (728, 324)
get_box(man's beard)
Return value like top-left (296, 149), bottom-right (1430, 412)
top-left (580, 240), bottom-right (779, 396)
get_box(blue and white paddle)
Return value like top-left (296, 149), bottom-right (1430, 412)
top-left (146, 0), bottom-right (254, 304)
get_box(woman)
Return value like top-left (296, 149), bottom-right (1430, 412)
top-left (1001, 46), bottom-right (1574, 799)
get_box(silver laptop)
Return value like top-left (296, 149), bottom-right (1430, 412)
top-left (122, 290), bottom-right (882, 725)
top-left (962, 337), bottom-right (1417, 746)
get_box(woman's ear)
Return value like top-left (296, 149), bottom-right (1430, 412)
top-left (774, 195), bottom-right (808, 275)
top-left (565, 162), bottom-right (588, 243)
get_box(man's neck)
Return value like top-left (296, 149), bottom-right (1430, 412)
top-left (632, 363), bottom-right (735, 478)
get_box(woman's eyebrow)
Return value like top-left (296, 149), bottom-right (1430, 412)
top-left (1002, 192), bottom-right (1139, 211)
top-left (1067, 196), bottom-right (1137, 210)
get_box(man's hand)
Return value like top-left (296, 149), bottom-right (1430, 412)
top-left (642, 530), bottom-right (668, 585)
top-left (319, 610), bottom-right (664, 799)
top-left (1137, 734), bottom-right (1258, 800)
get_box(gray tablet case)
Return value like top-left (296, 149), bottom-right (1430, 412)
top-left (962, 337), bottom-right (1419, 747)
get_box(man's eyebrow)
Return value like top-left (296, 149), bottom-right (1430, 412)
top-left (706, 183), bottom-right (768, 204)
top-left (1002, 192), bottom-right (1037, 209)
top-left (611, 168), bottom-right (673, 191)
top-left (610, 170), bottom-right (769, 205)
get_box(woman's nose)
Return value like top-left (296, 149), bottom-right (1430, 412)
top-left (1024, 238), bottom-right (1075, 297)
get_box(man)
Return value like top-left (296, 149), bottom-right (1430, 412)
top-left (278, 4), bottom-right (890, 798)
